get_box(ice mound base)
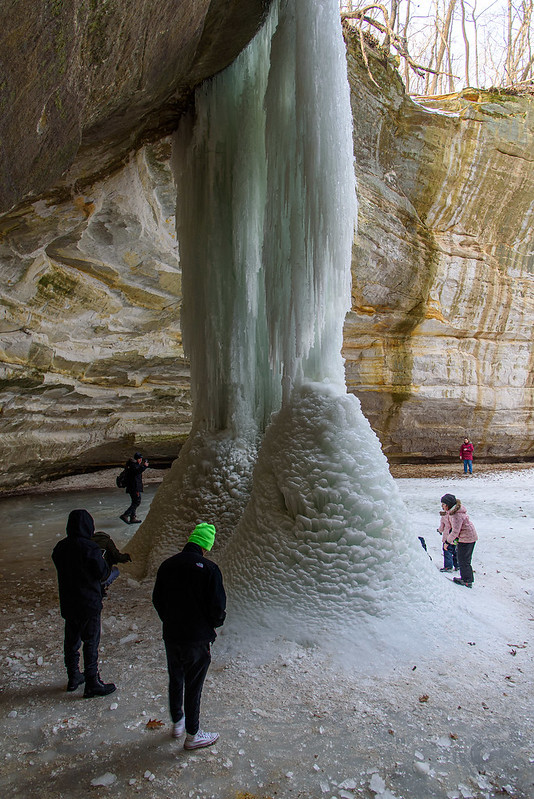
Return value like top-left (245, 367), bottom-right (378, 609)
top-left (129, 427), bottom-right (257, 574)
top-left (220, 382), bottom-right (441, 660)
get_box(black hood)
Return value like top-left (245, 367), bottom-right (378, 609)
top-left (66, 509), bottom-right (95, 539)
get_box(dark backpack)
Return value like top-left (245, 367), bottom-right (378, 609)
top-left (116, 469), bottom-right (128, 488)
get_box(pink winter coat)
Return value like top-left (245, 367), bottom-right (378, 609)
top-left (442, 501), bottom-right (478, 544)
top-left (438, 512), bottom-right (451, 544)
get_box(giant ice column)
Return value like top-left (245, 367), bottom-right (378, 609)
top-left (130, 0), bottom-right (438, 634)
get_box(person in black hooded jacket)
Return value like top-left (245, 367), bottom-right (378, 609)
top-left (52, 509), bottom-right (116, 697)
top-left (120, 452), bottom-right (148, 524)
top-left (152, 522), bottom-right (226, 750)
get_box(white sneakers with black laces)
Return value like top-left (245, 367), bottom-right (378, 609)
top-left (184, 729), bottom-right (219, 750)
top-left (171, 718), bottom-right (219, 749)
top-left (171, 717), bottom-right (185, 738)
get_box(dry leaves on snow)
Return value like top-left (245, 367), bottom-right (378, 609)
top-left (145, 719), bottom-right (165, 729)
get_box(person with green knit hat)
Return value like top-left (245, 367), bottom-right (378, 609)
top-left (152, 522), bottom-right (226, 750)
top-left (188, 522), bottom-right (216, 551)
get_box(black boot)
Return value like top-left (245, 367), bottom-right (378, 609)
top-left (66, 671), bottom-right (85, 692)
top-left (83, 674), bottom-right (116, 698)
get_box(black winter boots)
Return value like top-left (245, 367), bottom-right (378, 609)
top-left (66, 671), bottom-right (85, 692)
top-left (83, 674), bottom-right (116, 698)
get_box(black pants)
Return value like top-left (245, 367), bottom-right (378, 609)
top-left (64, 613), bottom-right (101, 678)
top-left (457, 542), bottom-right (476, 583)
top-left (124, 491), bottom-right (141, 519)
top-left (164, 640), bottom-right (211, 735)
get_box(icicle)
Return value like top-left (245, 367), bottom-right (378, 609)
top-left (131, 1), bottom-right (440, 640)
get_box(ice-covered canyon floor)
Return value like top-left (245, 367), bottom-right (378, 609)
top-left (0, 466), bottom-right (533, 799)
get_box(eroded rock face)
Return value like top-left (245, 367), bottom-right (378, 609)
top-left (0, 140), bottom-right (191, 487)
top-left (0, 17), bottom-right (533, 490)
top-left (0, 0), bottom-right (270, 213)
top-left (343, 34), bottom-right (534, 463)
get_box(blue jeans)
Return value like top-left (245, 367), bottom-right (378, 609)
top-left (443, 543), bottom-right (458, 570)
top-left (463, 459), bottom-right (473, 474)
top-left (102, 565), bottom-right (120, 588)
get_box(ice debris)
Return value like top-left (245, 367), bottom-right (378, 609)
top-left (90, 772), bottom-right (117, 786)
top-left (370, 773), bottom-right (385, 793)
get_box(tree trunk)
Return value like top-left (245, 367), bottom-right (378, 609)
top-left (430, 0), bottom-right (458, 94)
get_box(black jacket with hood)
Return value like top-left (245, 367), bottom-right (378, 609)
top-left (152, 542), bottom-right (227, 644)
top-left (52, 509), bottom-right (110, 619)
top-left (125, 458), bottom-right (147, 493)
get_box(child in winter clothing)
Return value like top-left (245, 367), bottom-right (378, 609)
top-left (437, 508), bottom-right (458, 572)
top-left (92, 531), bottom-right (132, 591)
top-left (440, 493), bottom-right (478, 587)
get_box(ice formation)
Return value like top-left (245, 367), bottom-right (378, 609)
top-left (130, 0), bottom-right (439, 630)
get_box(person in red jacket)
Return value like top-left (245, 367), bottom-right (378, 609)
top-left (460, 437), bottom-right (474, 474)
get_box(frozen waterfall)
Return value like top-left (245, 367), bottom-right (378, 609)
top-left (129, 0), bottom-right (438, 637)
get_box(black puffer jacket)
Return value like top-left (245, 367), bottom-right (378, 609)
top-left (125, 458), bottom-right (146, 493)
top-left (152, 543), bottom-right (226, 643)
top-left (52, 509), bottom-right (110, 619)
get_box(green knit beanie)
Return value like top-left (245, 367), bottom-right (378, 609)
top-left (188, 522), bottom-right (216, 551)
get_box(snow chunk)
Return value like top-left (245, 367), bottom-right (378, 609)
top-left (90, 773), bottom-right (117, 787)
top-left (370, 773), bottom-right (385, 793)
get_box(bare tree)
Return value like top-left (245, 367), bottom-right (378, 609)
top-left (460, 0), bottom-right (471, 85)
top-left (429, 0), bottom-right (458, 93)
top-left (339, 0), bottom-right (534, 94)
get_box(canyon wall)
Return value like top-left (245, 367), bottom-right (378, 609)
top-left (343, 32), bottom-right (534, 462)
top-left (0, 13), bottom-right (532, 490)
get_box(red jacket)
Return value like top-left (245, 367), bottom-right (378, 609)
top-left (460, 442), bottom-right (474, 459)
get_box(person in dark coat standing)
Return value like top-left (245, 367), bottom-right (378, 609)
top-left (52, 509), bottom-right (116, 697)
top-left (120, 451), bottom-right (148, 524)
top-left (152, 523), bottom-right (226, 750)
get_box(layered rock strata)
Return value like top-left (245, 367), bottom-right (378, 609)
top-left (0, 13), bottom-right (532, 490)
top-left (344, 33), bottom-right (534, 462)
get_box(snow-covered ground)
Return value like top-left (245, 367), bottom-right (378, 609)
top-left (0, 468), bottom-right (533, 799)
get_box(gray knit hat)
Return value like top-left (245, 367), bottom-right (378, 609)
top-left (440, 493), bottom-right (456, 509)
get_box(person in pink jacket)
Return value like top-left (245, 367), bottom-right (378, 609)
top-left (440, 493), bottom-right (478, 588)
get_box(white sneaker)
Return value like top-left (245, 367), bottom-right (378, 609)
top-left (183, 729), bottom-right (219, 750)
top-left (171, 717), bottom-right (185, 738)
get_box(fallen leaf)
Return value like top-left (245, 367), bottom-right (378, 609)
top-left (145, 719), bottom-right (165, 729)
top-left (449, 733), bottom-right (458, 740)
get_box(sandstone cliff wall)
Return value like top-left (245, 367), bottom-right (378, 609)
top-left (0, 0), bottom-right (270, 214)
top-left (344, 33), bottom-right (534, 462)
top-left (0, 13), bottom-right (532, 490)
